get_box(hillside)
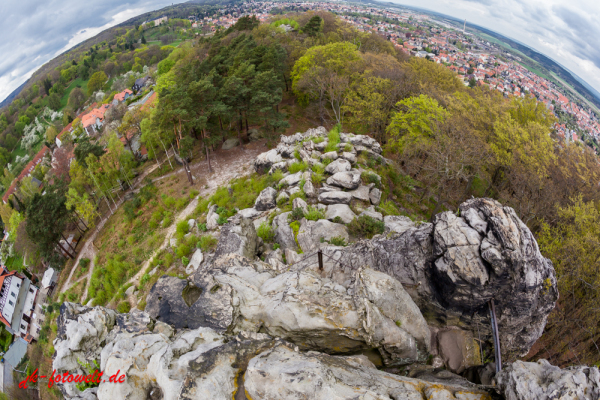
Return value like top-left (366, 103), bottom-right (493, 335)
top-left (1, 5), bottom-right (600, 399)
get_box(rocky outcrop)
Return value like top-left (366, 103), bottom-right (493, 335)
top-left (213, 217), bottom-right (258, 260)
top-left (244, 344), bottom-right (493, 400)
top-left (290, 197), bottom-right (558, 357)
top-left (53, 304), bottom-right (493, 400)
top-left (254, 186), bottom-right (277, 211)
top-left (496, 360), bottom-right (600, 400)
top-left (146, 253), bottom-right (430, 366)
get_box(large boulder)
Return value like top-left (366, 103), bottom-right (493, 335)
top-left (318, 191), bottom-right (352, 205)
top-left (290, 198), bottom-right (558, 357)
top-left (253, 149), bottom-right (282, 173)
top-left (296, 218), bottom-right (349, 252)
top-left (221, 137), bottom-right (239, 150)
top-left (326, 171), bottom-right (361, 190)
top-left (349, 185), bottom-right (370, 202)
top-left (272, 212), bottom-right (297, 250)
top-left (244, 344), bottom-right (493, 400)
top-left (213, 217), bottom-right (258, 260)
top-left (279, 171), bottom-right (303, 187)
top-left (206, 204), bottom-right (219, 230)
top-left (150, 253), bottom-right (430, 366)
top-left (497, 360), bottom-right (600, 400)
top-left (325, 204), bottom-right (356, 224)
top-left (436, 329), bottom-right (482, 374)
top-left (324, 158), bottom-right (351, 174)
top-left (384, 215), bottom-right (415, 234)
top-left (254, 186), bottom-right (277, 211)
top-left (185, 248), bottom-right (204, 274)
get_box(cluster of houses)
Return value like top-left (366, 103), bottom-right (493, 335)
top-left (0, 265), bottom-right (57, 343)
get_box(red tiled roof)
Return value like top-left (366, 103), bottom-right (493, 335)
top-left (114, 89), bottom-right (133, 102)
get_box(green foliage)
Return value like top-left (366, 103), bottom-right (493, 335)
top-left (289, 220), bottom-right (301, 242)
top-left (257, 221), bottom-right (275, 243)
top-left (348, 215), bottom-right (385, 239)
top-left (140, 273), bottom-right (151, 286)
top-left (176, 220), bottom-right (189, 237)
top-left (288, 161), bottom-right (308, 173)
top-left (379, 200), bottom-right (400, 216)
top-left (361, 171), bottom-right (381, 187)
top-left (217, 215), bottom-right (228, 225)
top-left (324, 124), bottom-right (341, 153)
top-left (198, 223), bottom-right (207, 232)
top-left (272, 18), bottom-right (300, 30)
top-left (117, 301), bottom-right (131, 313)
top-left (196, 199), bottom-right (210, 215)
top-left (329, 236), bottom-right (347, 246)
top-left (182, 256), bottom-right (190, 265)
top-left (176, 244), bottom-right (191, 258)
top-left (197, 234), bottom-right (217, 251)
top-left (386, 94), bottom-right (449, 151)
top-left (311, 163), bottom-right (325, 185)
top-left (76, 359), bottom-right (101, 391)
top-left (332, 216), bottom-right (344, 224)
top-left (288, 207), bottom-right (305, 222)
top-left (304, 206), bottom-right (325, 221)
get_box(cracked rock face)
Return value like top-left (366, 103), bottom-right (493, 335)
top-left (244, 344), bottom-right (493, 400)
top-left (496, 360), bottom-right (600, 400)
top-left (147, 253), bottom-right (430, 366)
top-left (291, 198), bottom-right (558, 357)
top-left (53, 304), bottom-right (492, 400)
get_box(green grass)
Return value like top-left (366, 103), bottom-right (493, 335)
top-left (60, 77), bottom-right (89, 110)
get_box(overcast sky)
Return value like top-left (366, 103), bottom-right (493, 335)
top-left (1, 0), bottom-right (599, 104)
top-left (0, 0), bottom-right (182, 104)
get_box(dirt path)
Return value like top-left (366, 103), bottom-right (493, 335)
top-left (59, 143), bottom-right (265, 303)
top-left (126, 145), bottom-right (264, 289)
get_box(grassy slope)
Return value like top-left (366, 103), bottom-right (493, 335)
top-left (60, 77), bottom-right (89, 110)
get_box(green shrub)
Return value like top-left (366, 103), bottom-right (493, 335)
top-left (332, 216), bottom-right (344, 224)
top-left (164, 196), bottom-right (176, 209)
top-left (217, 215), bottom-right (228, 225)
top-left (348, 215), bottom-right (385, 239)
top-left (127, 235), bottom-right (136, 246)
top-left (189, 189), bottom-right (200, 199)
top-left (289, 161), bottom-right (308, 174)
top-left (288, 207), bottom-right (305, 222)
top-left (67, 292), bottom-right (77, 302)
top-left (271, 169), bottom-right (284, 182)
top-left (344, 143), bottom-right (353, 152)
top-left (196, 199), bottom-right (210, 215)
top-left (294, 149), bottom-right (302, 161)
top-left (329, 236), bottom-right (348, 246)
top-left (289, 220), bottom-right (300, 242)
top-left (257, 221), bottom-right (275, 243)
top-left (324, 125), bottom-right (341, 152)
top-left (163, 252), bottom-right (174, 266)
top-left (311, 164), bottom-right (325, 185)
top-left (175, 197), bottom-right (188, 210)
top-left (140, 274), bottom-right (150, 287)
top-left (198, 235), bottom-right (218, 251)
top-left (117, 301), bottom-right (131, 313)
top-left (176, 244), bottom-right (191, 258)
top-left (176, 220), bottom-right (189, 236)
top-left (379, 200), bottom-right (400, 216)
top-left (288, 191), bottom-right (306, 205)
top-left (273, 243), bottom-right (280, 250)
top-left (313, 136), bottom-right (324, 144)
top-left (305, 206), bottom-right (325, 221)
top-left (79, 258), bottom-right (90, 268)
top-left (199, 223), bottom-right (207, 232)
top-left (182, 256), bottom-right (190, 265)
top-left (362, 171), bottom-right (381, 186)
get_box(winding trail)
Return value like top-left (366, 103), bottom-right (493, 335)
top-left (59, 143), bottom-right (265, 303)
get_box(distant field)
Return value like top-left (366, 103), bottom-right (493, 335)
top-left (60, 77), bottom-right (89, 110)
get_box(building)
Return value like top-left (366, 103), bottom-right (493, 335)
top-left (0, 266), bottom-right (40, 343)
top-left (113, 89), bottom-right (134, 105)
top-left (153, 16), bottom-right (168, 26)
top-left (132, 77), bottom-right (149, 93)
top-left (81, 104), bottom-right (110, 135)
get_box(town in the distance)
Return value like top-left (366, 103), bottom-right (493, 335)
top-left (202, 1), bottom-right (599, 148)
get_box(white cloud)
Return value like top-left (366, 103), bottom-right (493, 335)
top-left (389, 0), bottom-right (600, 95)
top-left (0, 0), bottom-right (181, 103)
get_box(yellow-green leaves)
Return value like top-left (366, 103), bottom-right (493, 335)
top-left (386, 94), bottom-right (449, 151)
